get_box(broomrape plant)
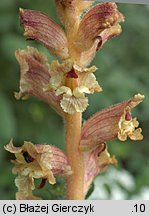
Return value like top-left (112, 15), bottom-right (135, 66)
top-left (5, 0), bottom-right (144, 200)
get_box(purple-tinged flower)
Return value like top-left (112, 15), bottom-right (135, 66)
top-left (80, 94), bottom-right (144, 195)
top-left (5, 140), bottom-right (72, 200)
top-left (81, 94), bottom-right (144, 151)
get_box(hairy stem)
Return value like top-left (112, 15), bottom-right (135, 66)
top-left (65, 112), bottom-right (84, 200)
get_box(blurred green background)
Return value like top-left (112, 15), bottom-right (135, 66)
top-left (0, 0), bottom-right (149, 199)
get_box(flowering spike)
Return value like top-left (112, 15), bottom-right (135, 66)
top-left (81, 94), bottom-right (144, 151)
top-left (5, 140), bottom-right (72, 200)
top-left (8, 0), bottom-right (145, 201)
top-left (14, 2), bottom-right (124, 116)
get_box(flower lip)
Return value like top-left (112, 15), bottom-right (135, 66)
top-left (118, 94), bottom-right (145, 141)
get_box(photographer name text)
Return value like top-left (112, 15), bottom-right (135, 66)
top-left (2, 203), bottom-right (95, 215)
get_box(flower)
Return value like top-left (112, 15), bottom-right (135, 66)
top-left (16, 2), bottom-right (124, 114)
top-left (80, 94), bottom-right (144, 151)
top-left (45, 60), bottom-right (102, 114)
top-left (83, 143), bottom-right (117, 195)
top-left (5, 140), bottom-right (72, 200)
top-left (81, 94), bottom-right (144, 195)
top-left (15, 46), bottom-right (64, 116)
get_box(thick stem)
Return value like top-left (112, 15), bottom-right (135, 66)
top-left (65, 112), bottom-right (84, 200)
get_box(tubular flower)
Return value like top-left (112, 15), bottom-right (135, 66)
top-left (45, 60), bottom-right (101, 114)
top-left (80, 94), bottom-right (144, 151)
top-left (4, 140), bottom-right (72, 200)
top-left (81, 94), bottom-right (144, 195)
top-left (16, 2), bottom-right (124, 114)
top-left (83, 143), bottom-right (117, 195)
top-left (15, 46), bottom-right (64, 116)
